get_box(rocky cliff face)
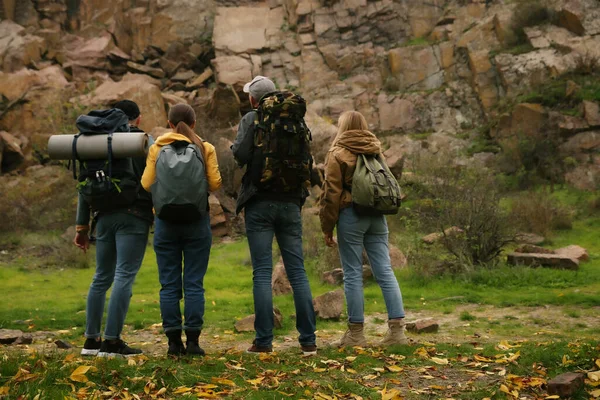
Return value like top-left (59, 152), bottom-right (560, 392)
top-left (0, 0), bottom-right (598, 190)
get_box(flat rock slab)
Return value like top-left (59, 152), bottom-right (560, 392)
top-left (507, 253), bottom-right (579, 270)
top-left (0, 329), bottom-right (24, 344)
top-left (555, 245), bottom-right (589, 262)
top-left (547, 372), bottom-right (585, 397)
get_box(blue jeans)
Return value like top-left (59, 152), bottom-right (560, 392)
top-left (153, 215), bottom-right (212, 332)
top-left (245, 200), bottom-right (316, 347)
top-left (86, 212), bottom-right (150, 340)
top-left (337, 207), bottom-right (405, 323)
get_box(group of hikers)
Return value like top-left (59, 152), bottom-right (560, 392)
top-left (72, 76), bottom-right (408, 358)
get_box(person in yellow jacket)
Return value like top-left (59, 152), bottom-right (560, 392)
top-left (142, 103), bottom-right (222, 357)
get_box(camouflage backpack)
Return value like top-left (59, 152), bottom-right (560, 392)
top-left (250, 91), bottom-right (313, 193)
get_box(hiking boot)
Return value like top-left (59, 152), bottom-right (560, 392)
top-left (97, 339), bottom-right (143, 357)
top-left (166, 330), bottom-right (186, 356)
top-left (81, 337), bottom-right (102, 356)
top-left (331, 322), bottom-right (368, 348)
top-left (301, 344), bottom-right (318, 356)
top-left (246, 340), bottom-right (273, 354)
top-left (379, 319), bottom-right (409, 347)
top-left (185, 330), bottom-right (205, 356)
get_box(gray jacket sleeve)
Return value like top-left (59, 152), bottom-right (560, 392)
top-left (231, 111), bottom-right (257, 167)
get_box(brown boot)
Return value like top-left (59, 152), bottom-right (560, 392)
top-left (331, 322), bottom-right (368, 347)
top-left (379, 319), bottom-right (408, 346)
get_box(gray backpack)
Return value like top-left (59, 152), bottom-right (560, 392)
top-left (151, 141), bottom-right (208, 223)
top-left (351, 153), bottom-right (402, 215)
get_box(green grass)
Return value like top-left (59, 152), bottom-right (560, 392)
top-left (1, 340), bottom-right (598, 399)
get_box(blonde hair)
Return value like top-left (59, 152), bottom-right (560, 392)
top-left (337, 111), bottom-right (369, 136)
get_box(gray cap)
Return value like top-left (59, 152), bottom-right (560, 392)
top-left (243, 75), bottom-right (276, 101)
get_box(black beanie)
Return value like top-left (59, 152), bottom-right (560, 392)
top-left (114, 100), bottom-right (140, 120)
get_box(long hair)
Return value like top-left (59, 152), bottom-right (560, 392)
top-left (336, 111), bottom-right (369, 138)
top-left (168, 103), bottom-right (203, 149)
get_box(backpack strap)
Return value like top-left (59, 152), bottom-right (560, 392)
top-left (71, 133), bottom-right (82, 179)
top-left (107, 132), bottom-right (113, 178)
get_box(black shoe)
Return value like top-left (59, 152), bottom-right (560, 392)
top-left (185, 330), bottom-right (205, 356)
top-left (301, 344), bottom-right (318, 356)
top-left (81, 338), bottom-right (102, 356)
top-left (97, 339), bottom-right (142, 357)
top-left (166, 330), bottom-right (186, 356)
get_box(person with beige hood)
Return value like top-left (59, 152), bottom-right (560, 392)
top-left (319, 111), bottom-right (408, 347)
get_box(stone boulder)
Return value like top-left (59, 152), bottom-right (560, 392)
top-left (0, 329), bottom-right (24, 344)
top-left (389, 245), bottom-right (408, 270)
top-left (77, 74), bottom-right (167, 132)
top-left (378, 94), bottom-right (418, 132)
top-left (582, 101), bottom-right (600, 127)
top-left (0, 131), bottom-right (24, 173)
top-left (321, 268), bottom-right (344, 285)
top-left (515, 232), bottom-right (545, 245)
top-left (313, 289), bottom-right (344, 320)
top-left (0, 20), bottom-right (46, 73)
top-left (272, 260), bottom-right (292, 296)
top-left (60, 34), bottom-right (115, 74)
top-left (213, 6), bottom-right (285, 54)
top-left (209, 194), bottom-right (228, 237)
top-left (560, 131), bottom-right (600, 154)
top-left (207, 84), bottom-right (242, 128)
top-left (422, 227), bottom-right (463, 244)
top-left (555, 245), bottom-right (589, 262)
top-left (565, 163), bottom-right (600, 191)
top-left (406, 319), bottom-right (439, 334)
top-left (305, 110), bottom-right (337, 163)
top-left (211, 56), bottom-right (252, 88)
top-left (388, 45), bottom-right (444, 91)
top-left (235, 307), bottom-right (283, 332)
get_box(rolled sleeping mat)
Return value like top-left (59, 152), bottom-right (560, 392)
top-left (47, 132), bottom-right (149, 160)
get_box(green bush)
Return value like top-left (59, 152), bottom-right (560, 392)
top-left (509, 190), bottom-right (574, 236)
top-left (412, 154), bottom-right (516, 266)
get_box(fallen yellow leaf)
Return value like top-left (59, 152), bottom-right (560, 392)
top-left (590, 371), bottom-right (600, 382)
top-left (246, 377), bottom-right (265, 386)
top-left (386, 365), bottom-right (403, 373)
top-left (173, 386), bottom-right (192, 394)
top-left (211, 377), bottom-right (236, 387)
top-left (590, 389), bottom-right (600, 398)
top-left (70, 366), bottom-right (95, 383)
top-left (431, 357), bottom-right (449, 365)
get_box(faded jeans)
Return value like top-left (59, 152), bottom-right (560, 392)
top-left (337, 207), bottom-right (405, 323)
top-left (153, 215), bottom-right (212, 332)
top-left (85, 212), bottom-right (150, 340)
top-left (245, 200), bottom-right (316, 347)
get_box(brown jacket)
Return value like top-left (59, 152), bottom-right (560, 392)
top-left (319, 129), bottom-right (382, 234)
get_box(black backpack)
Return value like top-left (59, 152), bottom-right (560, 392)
top-left (250, 91), bottom-right (313, 194)
top-left (72, 109), bottom-right (140, 212)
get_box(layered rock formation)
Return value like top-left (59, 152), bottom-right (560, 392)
top-left (0, 0), bottom-right (597, 193)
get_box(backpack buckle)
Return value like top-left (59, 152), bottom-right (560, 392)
top-left (96, 170), bottom-right (106, 182)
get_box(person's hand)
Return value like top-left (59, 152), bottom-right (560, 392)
top-left (324, 232), bottom-right (337, 247)
top-left (74, 232), bottom-right (90, 253)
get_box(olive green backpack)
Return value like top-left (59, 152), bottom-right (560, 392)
top-left (351, 154), bottom-right (402, 215)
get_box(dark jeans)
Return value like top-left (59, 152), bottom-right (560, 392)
top-left (245, 200), bottom-right (316, 347)
top-left (85, 212), bottom-right (150, 340)
top-left (153, 215), bottom-right (212, 332)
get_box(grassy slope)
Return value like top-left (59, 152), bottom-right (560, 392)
top-left (1, 213), bottom-right (599, 335)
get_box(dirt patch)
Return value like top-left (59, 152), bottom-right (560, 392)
top-left (7, 305), bottom-right (598, 357)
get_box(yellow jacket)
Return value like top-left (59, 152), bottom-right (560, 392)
top-left (142, 132), bottom-right (222, 193)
